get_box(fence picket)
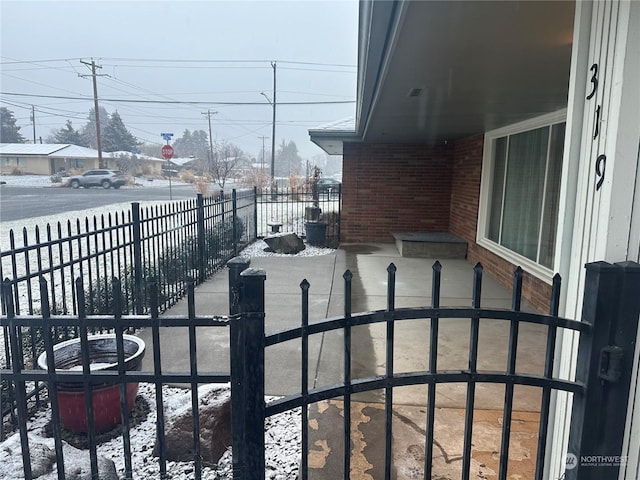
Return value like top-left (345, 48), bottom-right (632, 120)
top-left (385, 263), bottom-right (396, 480)
top-left (343, 269), bottom-right (353, 480)
top-left (499, 267), bottom-right (523, 479)
top-left (425, 261), bottom-right (441, 479)
top-left (300, 278), bottom-right (310, 480)
top-left (40, 277), bottom-right (66, 480)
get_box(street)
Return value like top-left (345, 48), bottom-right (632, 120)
top-left (0, 184), bottom-right (201, 222)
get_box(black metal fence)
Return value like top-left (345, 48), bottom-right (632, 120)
top-left (0, 190), bottom-right (256, 318)
top-left (3, 258), bottom-right (639, 479)
top-left (256, 185), bottom-right (341, 246)
top-left (0, 186), bottom-right (340, 320)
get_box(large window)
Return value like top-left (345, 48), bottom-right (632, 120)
top-left (479, 111), bottom-right (566, 279)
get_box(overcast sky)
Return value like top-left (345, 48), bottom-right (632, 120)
top-left (0, 0), bottom-right (358, 159)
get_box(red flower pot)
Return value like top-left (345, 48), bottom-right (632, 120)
top-left (37, 334), bottom-right (145, 433)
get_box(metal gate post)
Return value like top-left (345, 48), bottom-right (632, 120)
top-left (230, 267), bottom-right (266, 480)
top-left (567, 260), bottom-right (640, 479)
top-left (232, 189), bottom-right (238, 257)
top-left (228, 256), bottom-right (251, 316)
top-left (196, 193), bottom-right (205, 283)
top-left (253, 186), bottom-right (258, 241)
top-left (131, 202), bottom-right (143, 314)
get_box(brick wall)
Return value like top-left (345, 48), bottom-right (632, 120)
top-left (341, 138), bottom-right (553, 312)
top-left (341, 143), bottom-right (453, 243)
top-left (449, 135), bottom-right (552, 313)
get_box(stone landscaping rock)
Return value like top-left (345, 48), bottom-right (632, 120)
top-left (0, 433), bottom-right (118, 480)
top-left (263, 232), bottom-right (305, 254)
top-left (154, 385), bottom-right (232, 465)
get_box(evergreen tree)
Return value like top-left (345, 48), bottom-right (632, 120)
top-left (51, 120), bottom-right (88, 146)
top-left (102, 111), bottom-right (139, 152)
top-left (172, 129), bottom-right (210, 160)
top-left (172, 129), bottom-right (193, 158)
top-left (275, 140), bottom-right (303, 177)
top-left (81, 106), bottom-right (109, 149)
top-left (1, 107), bottom-right (26, 143)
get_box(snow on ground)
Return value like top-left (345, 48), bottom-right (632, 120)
top-left (0, 383), bottom-right (301, 479)
top-left (241, 238), bottom-right (335, 258)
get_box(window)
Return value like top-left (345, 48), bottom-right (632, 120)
top-left (478, 111), bottom-right (566, 279)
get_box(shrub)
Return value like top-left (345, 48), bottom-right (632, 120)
top-left (180, 170), bottom-right (195, 183)
top-left (194, 176), bottom-right (209, 196)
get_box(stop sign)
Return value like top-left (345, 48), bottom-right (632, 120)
top-left (161, 144), bottom-right (174, 160)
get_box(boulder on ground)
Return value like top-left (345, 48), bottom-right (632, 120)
top-left (154, 384), bottom-right (232, 465)
top-left (263, 232), bottom-right (305, 254)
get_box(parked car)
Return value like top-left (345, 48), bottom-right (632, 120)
top-left (68, 169), bottom-right (125, 189)
top-left (317, 178), bottom-right (341, 194)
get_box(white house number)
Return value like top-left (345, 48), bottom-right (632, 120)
top-left (587, 63), bottom-right (606, 191)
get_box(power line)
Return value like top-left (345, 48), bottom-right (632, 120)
top-left (0, 92), bottom-right (355, 106)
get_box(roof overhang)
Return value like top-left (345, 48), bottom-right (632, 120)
top-left (310, 0), bottom-right (575, 154)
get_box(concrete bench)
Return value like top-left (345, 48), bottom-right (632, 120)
top-left (392, 232), bottom-right (468, 259)
top-left (267, 221), bottom-right (283, 234)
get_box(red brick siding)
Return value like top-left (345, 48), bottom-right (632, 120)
top-left (449, 135), bottom-right (552, 313)
top-left (449, 135), bottom-right (483, 243)
top-left (341, 138), bottom-right (552, 313)
top-left (341, 143), bottom-right (453, 243)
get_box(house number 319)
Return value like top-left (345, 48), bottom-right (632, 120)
top-left (587, 63), bottom-right (606, 191)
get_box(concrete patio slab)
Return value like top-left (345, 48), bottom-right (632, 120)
top-left (137, 242), bottom-right (549, 479)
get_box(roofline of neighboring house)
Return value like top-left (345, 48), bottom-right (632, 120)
top-left (0, 144), bottom-right (168, 163)
top-left (0, 143), bottom-right (71, 156)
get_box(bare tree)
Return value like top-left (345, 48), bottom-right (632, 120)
top-left (209, 141), bottom-right (244, 188)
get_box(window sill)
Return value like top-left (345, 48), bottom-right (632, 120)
top-left (476, 238), bottom-right (555, 285)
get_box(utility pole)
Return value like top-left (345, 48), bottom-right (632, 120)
top-left (260, 61), bottom-right (277, 190)
top-left (202, 110), bottom-right (218, 171)
top-left (30, 106), bottom-right (36, 144)
top-left (80, 59), bottom-right (106, 168)
top-left (270, 62), bottom-right (276, 188)
top-left (257, 136), bottom-right (269, 170)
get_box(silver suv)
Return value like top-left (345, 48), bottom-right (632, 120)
top-left (68, 169), bottom-right (125, 189)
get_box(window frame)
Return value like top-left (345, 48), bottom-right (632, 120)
top-left (477, 109), bottom-right (567, 283)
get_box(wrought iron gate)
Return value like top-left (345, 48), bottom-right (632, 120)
top-left (230, 259), bottom-right (640, 480)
